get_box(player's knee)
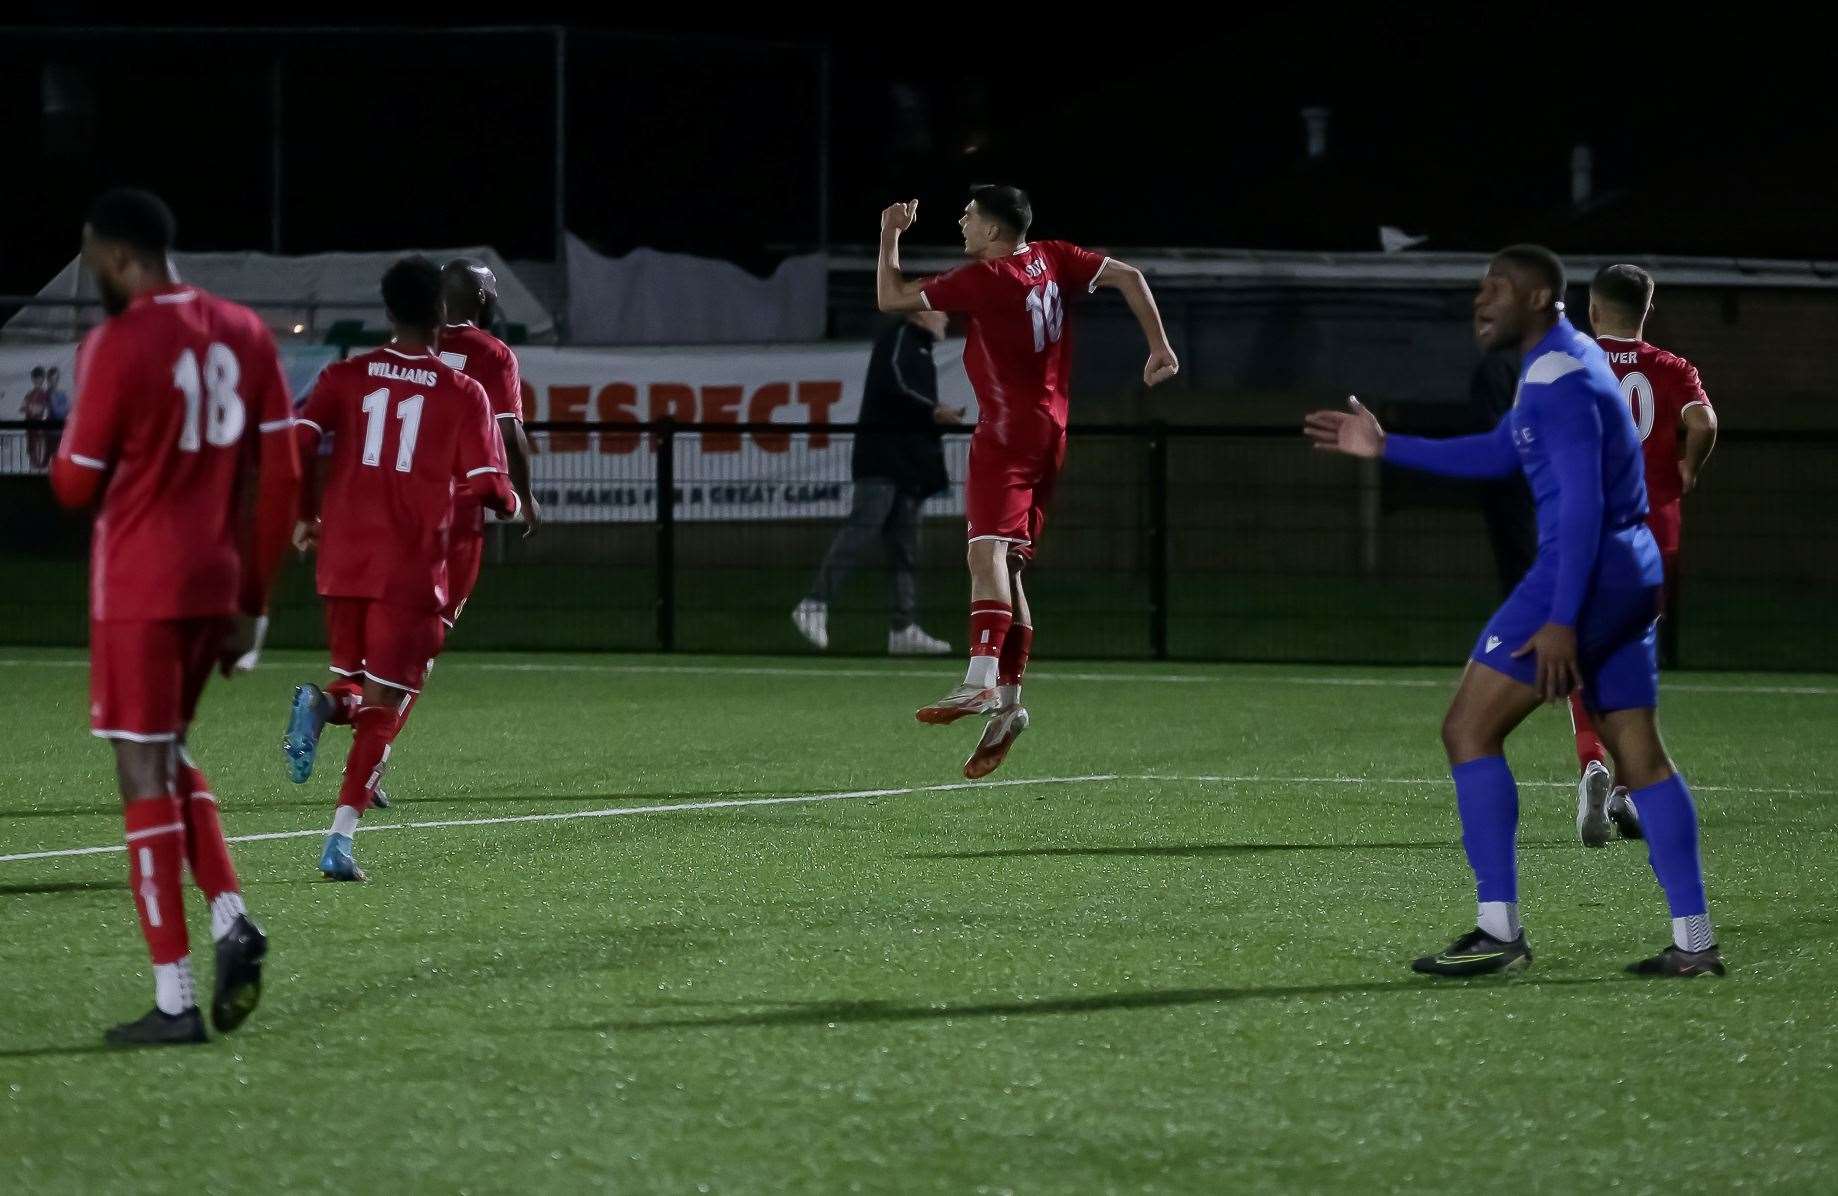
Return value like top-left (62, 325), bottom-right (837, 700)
top-left (111, 741), bottom-right (173, 801)
top-left (1439, 709), bottom-right (1493, 764)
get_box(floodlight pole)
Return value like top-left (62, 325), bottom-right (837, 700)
top-left (553, 26), bottom-right (568, 341)
top-left (269, 55), bottom-right (284, 254)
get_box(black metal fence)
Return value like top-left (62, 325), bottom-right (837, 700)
top-left (2, 421), bottom-right (1831, 671)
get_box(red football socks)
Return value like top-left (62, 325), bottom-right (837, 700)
top-left (1569, 691), bottom-right (1608, 772)
top-left (337, 705), bottom-right (402, 815)
top-left (998, 622), bottom-right (1033, 687)
top-left (969, 600), bottom-right (1014, 660)
top-left (324, 677), bottom-right (363, 726)
top-left (123, 795), bottom-right (189, 966)
top-left (176, 757), bottom-right (239, 902)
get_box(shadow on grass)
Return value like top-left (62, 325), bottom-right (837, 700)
top-left (903, 838), bottom-right (1577, 861)
top-left (574, 975), bottom-right (1624, 1033)
top-left (0, 880), bottom-right (126, 897)
top-left (0, 1042), bottom-right (115, 1061)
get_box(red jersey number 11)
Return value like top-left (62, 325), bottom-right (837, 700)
top-left (359, 387), bottom-right (425, 473)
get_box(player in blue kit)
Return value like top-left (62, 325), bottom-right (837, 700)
top-left (1304, 245), bottom-right (1722, 978)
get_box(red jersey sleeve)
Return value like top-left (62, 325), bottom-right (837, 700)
top-left (58, 325), bottom-right (129, 472)
top-left (1041, 240), bottom-right (1110, 296)
top-left (921, 262), bottom-right (1000, 314)
top-left (455, 376), bottom-right (517, 518)
top-left (296, 363), bottom-right (344, 444)
top-left (487, 341), bottom-right (525, 422)
top-left (1672, 356), bottom-right (1710, 416)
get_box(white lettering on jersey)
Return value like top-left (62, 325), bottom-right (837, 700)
top-left (368, 361), bottom-right (439, 388)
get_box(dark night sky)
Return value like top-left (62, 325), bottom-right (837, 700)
top-left (3, 10), bottom-right (1833, 297)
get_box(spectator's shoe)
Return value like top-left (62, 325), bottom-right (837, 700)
top-left (1608, 786), bottom-right (1643, 840)
top-left (889, 625), bottom-right (952, 656)
top-left (1576, 759), bottom-right (1615, 847)
top-left (318, 833), bottom-right (366, 883)
top-left (915, 683), bottom-right (999, 726)
top-left (211, 914), bottom-right (267, 1034)
top-left (1410, 927), bottom-right (1532, 977)
top-left (792, 599), bottom-right (829, 650)
top-left (964, 705), bottom-right (1029, 779)
top-left (1627, 944), bottom-right (1725, 978)
top-left (105, 1006), bottom-right (207, 1049)
top-left (283, 683), bottom-right (329, 784)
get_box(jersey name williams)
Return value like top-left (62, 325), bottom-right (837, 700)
top-left (368, 361), bottom-right (439, 387)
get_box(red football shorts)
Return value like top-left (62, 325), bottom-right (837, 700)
top-left (89, 616), bottom-right (230, 741)
top-left (965, 429), bottom-right (1068, 560)
top-left (441, 529), bottom-right (484, 628)
top-left (323, 597), bottom-right (444, 694)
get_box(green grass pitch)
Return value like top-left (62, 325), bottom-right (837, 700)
top-left (1, 647), bottom-right (1834, 1192)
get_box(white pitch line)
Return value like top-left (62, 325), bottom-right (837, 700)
top-left (5, 771), bottom-right (1831, 869)
top-left (0, 774), bottom-right (1119, 866)
top-left (2, 657), bottom-right (1827, 695)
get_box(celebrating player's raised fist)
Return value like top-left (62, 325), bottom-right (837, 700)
top-left (1143, 347), bottom-right (1180, 387)
top-left (881, 199), bottom-right (918, 234)
top-left (1303, 396), bottom-right (1386, 459)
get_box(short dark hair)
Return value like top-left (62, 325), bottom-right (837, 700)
top-left (1493, 244), bottom-right (1567, 308)
top-left (86, 188), bottom-right (176, 259)
top-left (969, 184), bottom-right (1032, 239)
top-left (381, 255), bottom-right (443, 329)
top-left (31, 367), bottom-right (45, 380)
top-left (1591, 263), bottom-right (1654, 319)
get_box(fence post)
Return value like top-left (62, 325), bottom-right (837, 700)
top-left (656, 421), bottom-right (677, 653)
top-left (1147, 422), bottom-right (1169, 660)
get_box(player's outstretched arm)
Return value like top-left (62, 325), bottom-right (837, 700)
top-left (1094, 260), bottom-right (1178, 386)
top-left (1310, 397), bottom-right (1520, 480)
top-left (875, 200), bottom-right (930, 314)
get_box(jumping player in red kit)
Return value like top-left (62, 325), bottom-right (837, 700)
top-left (52, 189), bottom-right (301, 1047)
top-left (1571, 264), bottom-right (1718, 847)
top-left (875, 187), bottom-right (1178, 778)
top-left (282, 257), bottom-right (518, 881)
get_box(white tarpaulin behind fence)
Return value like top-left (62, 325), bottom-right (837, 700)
top-left (1, 247), bottom-right (556, 344)
top-left (565, 235), bottom-right (826, 345)
top-left (4, 339), bottom-right (975, 526)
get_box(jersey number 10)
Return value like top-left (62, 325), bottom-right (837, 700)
top-left (1620, 371), bottom-right (1655, 443)
top-left (1026, 282), bottom-right (1064, 352)
top-left (360, 388), bottom-right (425, 472)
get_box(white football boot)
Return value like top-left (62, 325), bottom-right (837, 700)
top-left (791, 599), bottom-right (829, 650)
top-left (888, 625), bottom-right (952, 656)
top-left (1576, 759), bottom-right (1614, 848)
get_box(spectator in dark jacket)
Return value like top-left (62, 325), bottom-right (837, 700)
top-left (794, 311), bottom-right (963, 653)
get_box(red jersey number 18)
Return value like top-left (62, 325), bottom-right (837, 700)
top-left (359, 388), bottom-right (424, 473)
top-left (173, 344), bottom-right (246, 452)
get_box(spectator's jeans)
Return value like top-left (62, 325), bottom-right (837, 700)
top-left (808, 478), bottom-right (921, 630)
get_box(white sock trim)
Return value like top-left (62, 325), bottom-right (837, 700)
top-left (209, 892), bottom-right (248, 942)
top-left (1673, 912), bottom-right (1715, 953)
top-left (964, 656), bottom-right (998, 689)
top-left (331, 806), bottom-right (361, 838)
top-left (1477, 901), bottom-right (1522, 941)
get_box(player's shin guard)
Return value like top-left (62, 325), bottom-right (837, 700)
top-left (965, 601), bottom-right (1013, 689)
top-left (324, 677), bottom-right (363, 726)
top-left (124, 795), bottom-right (193, 1012)
top-left (997, 621), bottom-right (1032, 707)
top-left (1628, 773), bottom-right (1713, 950)
top-left (175, 754), bottom-right (246, 939)
top-left (336, 705), bottom-right (401, 818)
top-left (1452, 756), bottom-right (1521, 938)
top-left (1567, 691), bottom-right (1608, 772)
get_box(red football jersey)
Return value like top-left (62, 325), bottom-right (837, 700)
top-left (920, 240), bottom-right (1108, 451)
top-left (298, 346), bottom-right (507, 611)
top-left (57, 285), bottom-right (295, 622)
top-left (1595, 335), bottom-right (1711, 552)
top-left (436, 321), bottom-right (524, 537)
